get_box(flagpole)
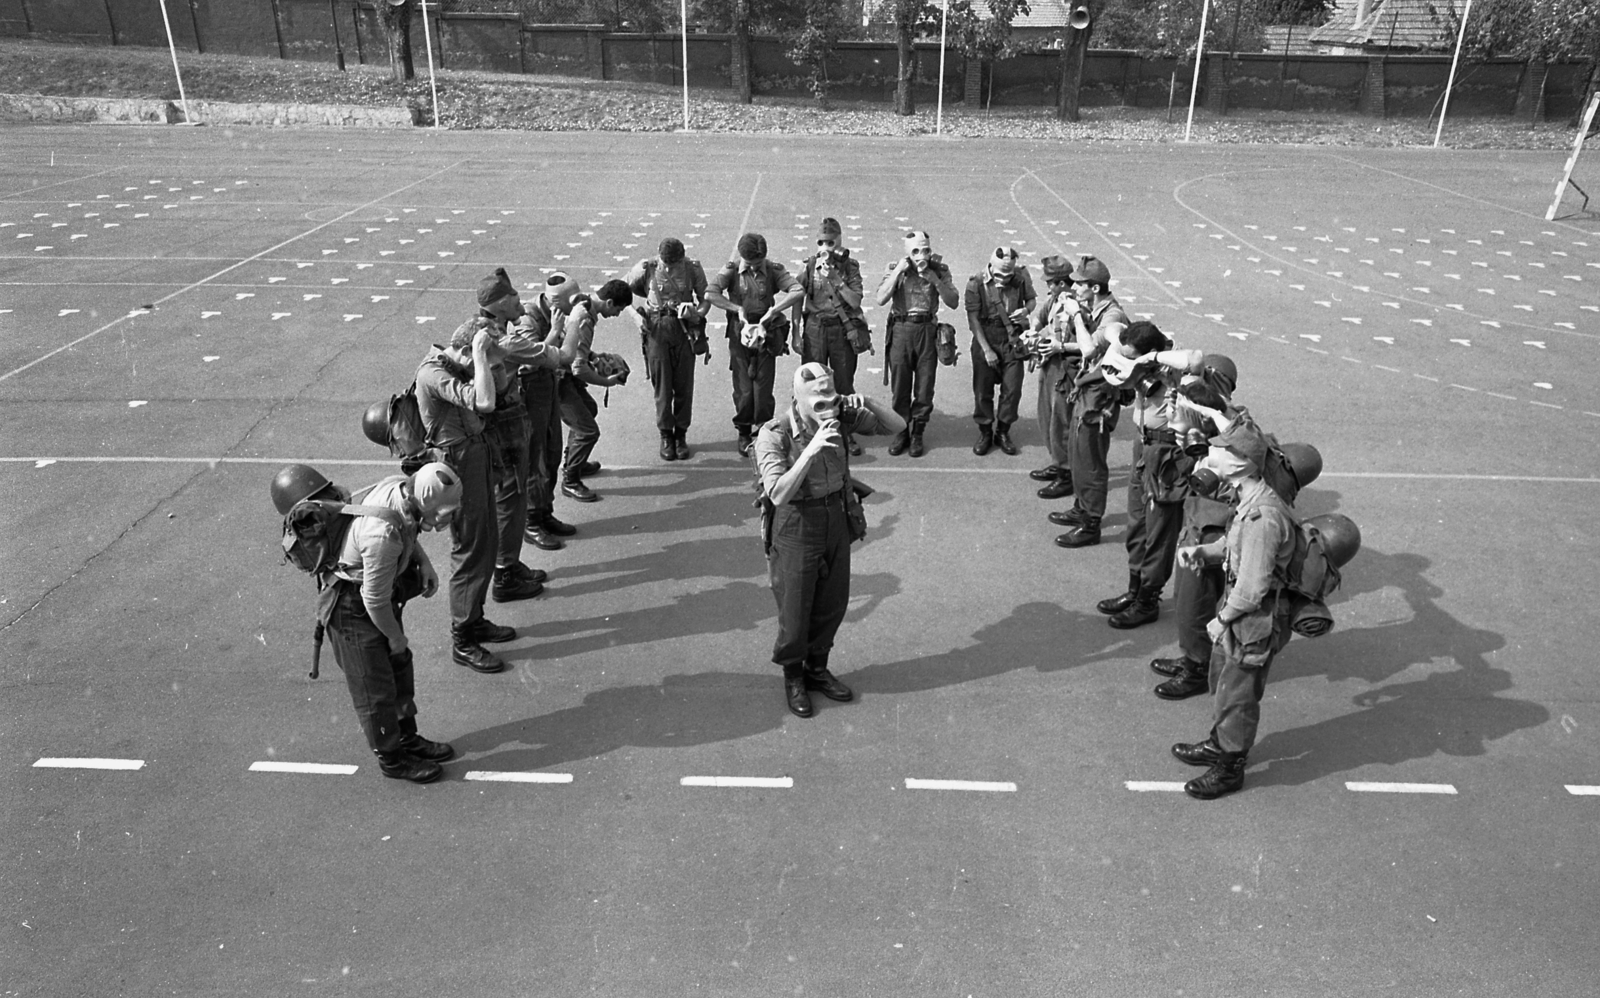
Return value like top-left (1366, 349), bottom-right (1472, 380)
top-left (936, 0), bottom-right (949, 135)
top-left (157, 0), bottom-right (192, 124)
top-left (1433, 0), bottom-right (1473, 149)
top-left (1184, 0), bottom-right (1212, 142)
top-left (681, 0), bottom-right (691, 130)
top-left (419, 0), bottom-right (441, 129)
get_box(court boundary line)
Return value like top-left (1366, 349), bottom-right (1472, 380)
top-left (0, 160), bottom-right (467, 385)
top-left (0, 166), bottom-right (122, 201)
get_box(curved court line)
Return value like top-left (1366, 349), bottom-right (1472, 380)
top-left (1168, 166), bottom-right (1600, 342)
top-left (0, 160), bottom-right (467, 385)
top-left (0, 166), bottom-right (121, 200)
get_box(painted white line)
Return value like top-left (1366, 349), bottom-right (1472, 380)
top-left (465, 771), bottom-right (573, 783)
top-left (249, 761), bottom-right (358, 775)
top-left (904, 778), bottom-right (1017, 793)
top-left (681, 775), bottom-right (793, 789)
top-left (1125, 780), bottom-right (1186, 792)
top-left (1564, 785), bottom-right (1600, 796)
top-left (1345, 781), bottom-right (1457, 794)
top-left (34, 757), bottom-right (144, 770)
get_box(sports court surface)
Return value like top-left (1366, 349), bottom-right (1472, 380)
top-left (3, 125), bottom-right (1598, 995)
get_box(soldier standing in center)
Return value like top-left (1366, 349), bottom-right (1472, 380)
top-left (705, 232), bottom-right (803, 458)
top-left (626, 237), bottom-right (710, 462)
top-left (875, 230), bottom-right (958, 458)
top-left (964, 246), bottom-right (1036, 457)
top-left (517, 273), bottom-right (582, 552)
top-left (1028, 255), bottom-right (1082, 500)
top-left (797, 217), bottom-right (867, 456)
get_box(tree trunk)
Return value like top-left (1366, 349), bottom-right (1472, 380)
top-left (377, 0), bottom-right (416, 84)
top-left (1055, 23), bottom-right (1090, 121)
top-left (895, 20), bottom-right (916, 116)
top-left (732, 0), bottom-right (752, 103)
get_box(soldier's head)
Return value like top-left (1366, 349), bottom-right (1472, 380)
top-left (1203, 421), bottom-right (1270, 485)
top-left (737, 232), bottom-right (768, 266)
top-left (792, 362), bottom-right (840, 427)
top-left (903, 230), bottom-right (933, 267)
top-left (543, 272), bottom-right (581, 315)
top-left (1040, 254), bottom-right (1072, 293)
top-left (1068, 254), bottom-right (1110, 306)
top-left (477, 267), bottom-right (522, 323)
top-left (817, 218), bottom-right (842, 255)
top-left (989, 246), bottom-right (1019, 279)
top-left (411, 462), bottom-right (463, 531)
top-left (592, 279), bottom-right (634, 318)
top-left (658, 237), bottom-right (686, 266)
top-left (1119, 320), bottom-right (1170, 359)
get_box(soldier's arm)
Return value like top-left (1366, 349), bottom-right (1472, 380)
top-left (932, 264), bottom-right (960, 308)
top-left (1218, 512), bottom-right (1291, 621)
top-left (874, 263), bottom-right (903, 306)
top-left (357, 528), bottom-right (408, 652)
top-left (691, 262), bottom-right (712, 316)
top-left (703, 269), bottom-right (738, 314)
top-left (836, 259), bottom-right (864, 310)
top-left (767, 266), bottom-right (804, 319)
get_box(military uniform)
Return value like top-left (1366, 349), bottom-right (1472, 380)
top-left (799, 250), bottom-right (865, 397)
top-left (876, 251), bottom-right (958, 454)
top-left (710, 257), bottom-right (800, 450)
top-left (1029, 279), bottom-right (1080, 494)
top-left (963, 259), bottom-right (1036, 455)
top-left (626, 255), bottom-right (709, 458)
top-left (516, 295), bottom-right (567, 540)
top-left (1058, 295), bottom-right (1131, 539)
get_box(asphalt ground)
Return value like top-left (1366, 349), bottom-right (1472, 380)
top-left (2, 126), bottom-right (1599, 996)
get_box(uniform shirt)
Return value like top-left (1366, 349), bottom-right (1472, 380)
top-left (963, 266), bottom-right (1037, 348)
top-left (1221, 478), bottom-right (1297, 619)
top-left (877, 259), bottom-right (957, 318)
top-left (558, 301), bottom-right (599, 380)
top-left (755, 406), bottom-right (887, 502)
top-left (332, 477), bottom-right (417, 617)
top-left (415, 345), bottom-right (486, 447)
top-left (1130, 373), bottom-right (1176, 432)
top-left (714, 259), bottom-right (800, 317)
top-left (800, 251), bottom-right (863, 319)
top-left (626, 258), bottom-right (708, 314)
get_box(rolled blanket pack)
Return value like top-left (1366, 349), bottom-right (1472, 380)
top-left (1290, 596), bottom-right (1334, 638)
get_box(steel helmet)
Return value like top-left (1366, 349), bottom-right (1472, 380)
top-left (1199, 353), bottom-right (1238, 397)
top-left (1306, 513), bottom-right (1361, 567)
top-left (270, 464), bottom-right (335, 515)
top-left (1280, 442), bottom-right (1323, 489)
top-left (361, 400), bottom-right (391, 448)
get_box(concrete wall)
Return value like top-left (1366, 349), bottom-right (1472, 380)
top-left (0, 2), bottom-right (1590, 119)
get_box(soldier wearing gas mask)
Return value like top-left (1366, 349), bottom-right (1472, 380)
top-left (874, 230), bottom-right (958, 458)
top-left (798, 217), bottom-right (868, 456)
top-left (964, 246), bottom-right (1037, 458)
top-left (706, 233), bottom-right (804, 457)
top-left (755, 363), bottom-right (906, 718)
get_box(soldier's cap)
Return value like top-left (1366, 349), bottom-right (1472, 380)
top-left (658, 237), bottom-right (685, 264)
top-left (477, 267), bottom-right (517, 307)
top-left (1068, 254), bottom-right (1111, 286)
top-left (1209, 419), bottom-right (1271, 473)
top-left (412, 462), bottom-right (463, 513)
top-left (1040, 254), bottom-right (1072, 282)
top-left (817, 217), bottom-right (842, 243)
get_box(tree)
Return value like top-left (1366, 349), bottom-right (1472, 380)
top-left (887, 0), bottom-right (944, 115)
top-left (377, 0), bottom-right (417, 84)
top-left (1055, 0), bottom-right (1095, 120)
top-left (1464, 0), bottom-right (1600, 120)
top-left (731, 0), bottom-right (753, 102)
top-left (788, 0), bottom-right (847, 100)
top-left (952, 0), bottom-right (1029, 109)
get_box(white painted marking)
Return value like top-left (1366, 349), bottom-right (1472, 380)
top-left (249, 761), bottom-right (358, 775)
top-left (465, 771), bottom-right (573, 783)
top-left (127, 400), bottom-right (147, 407)
top-left (904, 779), bottom-right (1016, 793)
top-left (682, 776), bottom-right (793, 789)
top-left (34, 757), bottom-right (144, 770)
top-left (1345, 782), bottom-right (1457, 794)
top-left (1125, 781), bottom-right (1185, 792)
top-left (1565, 785), bottom-right (1600, 796)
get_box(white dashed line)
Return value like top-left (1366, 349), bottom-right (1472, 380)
top-left (34, 757), bottom-right (145, 770)
top-left (1565, 786), bottom-right (1600, 796)
top-left (248, 761), bottom-right (358, 775)
top-left (465, 771), bottom-right (574, 784)
top-left (1345, 782), bottom-right (1457, 795)
top-left (1125, 781), bottom-right (1186, 792)
top-left (904, 779), bottom-right (1017, 792)
top-left (681, 776), bottom-right (793, 789)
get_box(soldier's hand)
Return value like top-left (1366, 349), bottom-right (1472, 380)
top-left (808, 421), bottom-right (843, 454)
top-left (1059, 296), bottom-right (1082, 318)
top-left (1176, 545), bottom-right (1203, 572)
top-left (1206, 617), bottom-right (1227, 643)
top-left (471, 325), bottom-right (496, 354)
top-left (388, 634), bottom-right (410, 656)
top-left (419, 563), bottom-right (439, 598)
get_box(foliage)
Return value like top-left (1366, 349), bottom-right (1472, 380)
top-left (1463, 0), bottom-right (1600, 62)
top-left (951, 0), bottom-right (1032, 61)
top-left (786, 0), bottom-right (848, 99)
top-left (1091, 0), bottom-right (1330, 57)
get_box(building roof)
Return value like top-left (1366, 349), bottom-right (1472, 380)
top-left (1307, 0), bottom-right (1465, 52)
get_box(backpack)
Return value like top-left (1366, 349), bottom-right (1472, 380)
top-left (1282, 518), bottom-right (1342, 638)
top-left (387, 382), bottom-right (429, 470)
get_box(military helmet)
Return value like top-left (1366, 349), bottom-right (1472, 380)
top-left (361, 400), bottom-right (391, 448)
top-left (1306, 513), bottom-right (1361, 567)
top-left (1280, 442), bottom-right (1323, 489)
top-left (1199, 353), bottom-right (1238, 397)
top-left (590, 352), bottom-right (631, 384)
top-left (270, 464), bottom-right (335, 515)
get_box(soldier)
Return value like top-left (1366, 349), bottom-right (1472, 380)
top-left (874, 230), bottom-right (958, 458)
top-left (272, 461), bottom-right (456, 783)
top-left (1169, 417), bottom-right (1297, 800)
top-left (556, 279), bottom-right (634, 503)
top-left (1047, 255), bottom-right (1130, 548)
top-left (756, 362), bottom-right (906, 718)
top-left (516, 273), bottom-right (581, 552)
top-left (1026, 255), bottom-right (1082, 499)
top-left (625, 237), bottom-right (710, 461)
top-left (1093, 320), bottom-right (1205, 630)
top-left (705, 233), bottom-right (803, 457)
top-left (964, 246), bottom-right (1036, 457)
top-left (796, 217), bottom-right (868, 456)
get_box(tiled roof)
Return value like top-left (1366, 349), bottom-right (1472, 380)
top-left (1307, 0), bottom-right (1465, 52)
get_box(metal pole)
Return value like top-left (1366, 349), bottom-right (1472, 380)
top-left (419, 0), bottom-right (441, 129)
top-left (330, 0), bottom-right (346, 71)
top-left (1183, 0), bottom-right (1212, 142)
top-left (157, 0), bottom-right (191, 124)
top-left (1433, 0), bottom-right (1473, 149)
top-left (680, 0), bottom-right (690, 130)
top-left (936, 0), bottom-right (949, 135)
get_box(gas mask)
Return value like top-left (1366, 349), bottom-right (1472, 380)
top-left (793, 362), bottom-right (846, 426)
top-left (1189, 445), bottom-right (1250, 496)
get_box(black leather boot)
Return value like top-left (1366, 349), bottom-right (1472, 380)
top-left (1171, 734), bottom-right (1224, 767)
top-left (1109, 585), bottom-right (1161, 629)
top-left (401, 732), bottom-right (456, 763)
top-left (1155, 656), bottom-right (1210, 700)
top-left (1037, 472), bottom-right (1074, 500)
top-left (783, 665), bottom-right (813, 718)
top-left (1055, 516), bottom-right (1100, 548)
top-left (1149, 655), bottom-right (1197, 678)
top-left (804, 654), bottom-right (854, 702)
top-left (1097, 572), bottom-right (1141, 615)
top-left (660, 433), bottom-right (677, 461)
top-left (888, 430), bottom-right (910, 456)
top-left (492, 564), bottom-right (545, 603)
top-left (451, 625), bottom-right (507, 674)
top-left (465, 618), bottom-right (516, 644)
top-left (1185, 753), bottom-right (1247, 800)
top-left (377, 750), bottom-right (442, 783)
top-left (674, 433), bottom-right (691, 460)
top-left (993, 423), bottom-right (1018, 456)
top-left (908, 424), bottom-right (926, 458)
top-left (973, 425), bottom-right (993, 456)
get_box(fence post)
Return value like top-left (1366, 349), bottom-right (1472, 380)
top-left (270, 0), bottom-right (288, 59)
top-left (964, 57), bottom-right (982, 105)
top-left (1205, 55), bottom-right (1228, 114)
top-left (187, 0), bottom-right (203, 52)
top-left (1361, 55), bottom-right (1385, 116)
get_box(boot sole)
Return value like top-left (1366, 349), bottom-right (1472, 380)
top-left (1154, 683), bottom-right (1210, 701)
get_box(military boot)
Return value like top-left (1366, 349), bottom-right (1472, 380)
top-left (1097, 572), bottom-right (1141, 615)
top-left (400, 732), bottom-right (456, 763)
top-left (908, 423), bottom-right (927, 458)
top-left (451, 624), bottom-right (507, 674)
top-left (492, 563), bottom-right (545, 603)
top-left (1170, 733), bottom-right (1224, 767)
top-left (783, 664), bottom-right (813, 719)
top-left (673, 433), bottom-right (691, 461)
top-left (1154, 657), bottom-right (1210, 700)
top-left (803, 654), bottom-right (854, 703)
top-left (659, 433), bottom-right (677, 461)
top-left (993, 422), bottom-right (1019, 456)
top-left (377, 750), bottom-right (443, 784)
top-left (888, 430), bottom-right (911, 457)
top-left (973, 425), bottom-right (994, 456)
top-left (1055, 516), bottom-right (1101, 548)
top-left (1185, 753), bottom-right (1248, 800)
top-left (1149, 655), bottom-right (1198, 678)
top-left (1109, 585), bottom-right (1161, 629)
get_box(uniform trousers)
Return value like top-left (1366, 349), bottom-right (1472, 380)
top-left (971, 333), bottom-right (1023, 428)
top-left (558, 374), bottom-right (601, 483)
top-left (888, 319), bottom-right (938, 432)
top-left (1125, 436), bottom-right (1186, 592)
top-left (727, 330), bottom-right (776, 437)
top-left (1067, 405), bottom-right (1114, 520)
top-left (768, 494), bottom-right (852, 671)
top-left (1208, 598), bottom-right (1294, 754)
top-left (436, 435), bottom-right (495, 630)
top-left (523, 368), bottom-right (562, 522)
top-left (803, 315), bottom-right (857, 395)
top-left (490, 414), bottom-right (530, 570)
top-left (645, 321), bottom-right (695, 437)
top-left (1176, 494), bottom-right (1234, 666)
top-left (1035, 357), bottom-right (1075, 470)
top-left (324, 581), bottom-right (417, 755)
